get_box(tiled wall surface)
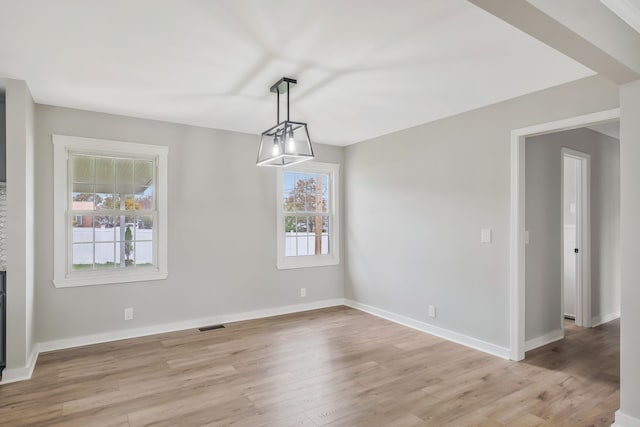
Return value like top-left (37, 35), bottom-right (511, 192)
top-left (0, 186), bottom-right (5, 270)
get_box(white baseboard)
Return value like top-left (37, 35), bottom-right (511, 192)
top-left (38, 298), bottom-right (345, 354)
top-left (0, 347), bottom-right (39, 385)
top-left (614, 410), bottom-right (640, 427)
top-left (343, 299), bottom-right (510, 359)
top-left (0, 299), bottom-right (344, 385)
top-left (592, 310), bottom-right (621, 327)
top-left (524, 329), bottom-right (564, 352)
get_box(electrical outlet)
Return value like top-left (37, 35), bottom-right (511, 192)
top-left (300, 287), bottom-right (307, 298)
top-left (428, 305), bottom-right (436, 319)
top-left (124, 307), bottom-right (134, 320)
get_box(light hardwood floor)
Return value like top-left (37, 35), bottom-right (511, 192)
top-left (0, 307), bottom-right (619, 426)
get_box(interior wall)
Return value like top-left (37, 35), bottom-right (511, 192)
top-left (343, 75), bottom-right (618, 350)
top-left (619, 78), bottom-right (640, 422)
top-left (590, 130), bottom-right (621, 322)
top-left (34, 105), bottom-right (344, 343)
top-left (525, 128), bottom-right (620, 342)
top-left (5, 79), bottom-right (36, 369)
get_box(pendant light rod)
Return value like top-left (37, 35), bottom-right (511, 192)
top-left (270, 77), bottom-right (297, 125)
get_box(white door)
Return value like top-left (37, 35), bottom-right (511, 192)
top-left (561, 148), bottom-right (591, 328)
top-left (563, 156), bottom-right (578, 319)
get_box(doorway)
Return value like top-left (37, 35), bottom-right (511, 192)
top-left (561, 149), bottom-right (590, 329)
top-left (509, 108), bottom-right (620, 361)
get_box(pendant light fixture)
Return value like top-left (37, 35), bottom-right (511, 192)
top-left (256, 77), bottom-right (314, 167)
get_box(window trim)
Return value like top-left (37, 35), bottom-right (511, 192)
top-left (52, 134), bottom-right (168, 288)
top-left (276, 161), bottom-right (340, 270)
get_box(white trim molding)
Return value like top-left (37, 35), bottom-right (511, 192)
top-left (0, 348), bottom-right (39, 385)
top-left (51, 134), bottom-right (169, 287)
top-left (37, 299), bottom-right (345, 354)
top-left (614, 410), bottom-right (640, 427)
top-left (344, 299), bottom-right (510, 359)
top-left (6, 298), bottom-right (518, 384)
top-left (276, 161), bottom-right (340, 270)
top-left (592, 310), bottom-right (621, 327)
top-left (524, 329), bottom-right (564, 352)
top-left (509, 108), bottom-right (620, 361)
top-left (1, 299), bottom-right (343, 384)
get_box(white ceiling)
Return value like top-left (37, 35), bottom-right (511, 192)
top-left (0, 0), bottom-right (594, 146)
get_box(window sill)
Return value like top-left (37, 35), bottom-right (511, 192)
top-left (53, 270), bottom-right (168, 288)
top-left (277, 256), bottom-right (340, 270)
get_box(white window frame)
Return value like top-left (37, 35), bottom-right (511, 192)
top-left (52, 135), bottom-right (168, 287)
top-left (276, 161), bottom-right (340, 269)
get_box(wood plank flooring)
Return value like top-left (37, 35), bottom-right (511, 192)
top-left (0, 307), bottom-right (619, 426)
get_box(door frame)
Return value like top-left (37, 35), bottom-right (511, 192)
top-left (509, 108), bottom-right (619, 361)
top-left (561, 148), bottom-right (591, 330)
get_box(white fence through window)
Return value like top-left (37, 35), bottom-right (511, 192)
top-left (285, 232), bottom-right (329, 256)
top-left (72, 226), bottom-right (153, 265)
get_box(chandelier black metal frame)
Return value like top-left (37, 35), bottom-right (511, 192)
top-left (256, 77), bottom-right (314, 167)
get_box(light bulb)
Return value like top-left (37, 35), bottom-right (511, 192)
top-left (287, 134), bottom-right (296, 152)
top-left (272, 141), bottom-right (280, 156)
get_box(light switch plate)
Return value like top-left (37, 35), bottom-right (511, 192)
top-left (525, 230), bottom-right (530, 245)
top-left (481, 228), bottom-right (492, 243)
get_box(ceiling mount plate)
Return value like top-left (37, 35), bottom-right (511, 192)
top-left (270, 77), bottom-right (297, 94)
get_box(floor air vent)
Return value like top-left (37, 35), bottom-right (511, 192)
top-left (198, 324), bottom-right (225, 332)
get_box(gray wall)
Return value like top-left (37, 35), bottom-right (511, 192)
top-left (344, 75), bottom-right (619, 349)
top-left (620, 79), bottom-right (640, 421)
top-left (525, 128), bottom-right (620, 341)
top-left (34, 105), bottom-right (344, 343)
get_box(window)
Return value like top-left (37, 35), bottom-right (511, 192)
top-left (277, 161), bottom-right (340, 269)
top-left (53, 135), bottom-right (168, 287)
